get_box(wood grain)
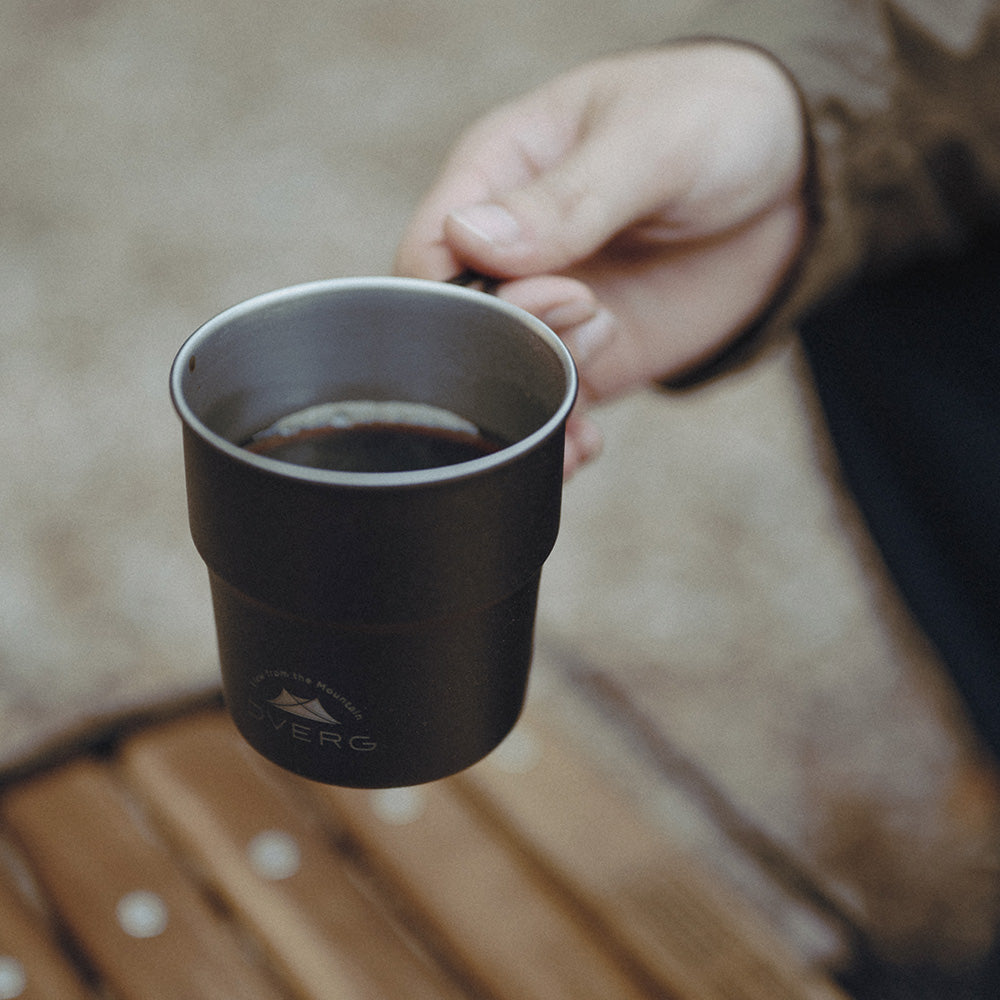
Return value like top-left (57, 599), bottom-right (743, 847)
top-left (120, 710), bottom-right (467, 1000)
top-left (459, 708), bottom-right (849, 1000)
top-left (1, 759), bottom-right (280, 1000)
top-left (0, 866), bottom-right (94, 1000)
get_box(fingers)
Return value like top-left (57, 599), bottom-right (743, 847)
top-left (563, 410), bottom-right (603, 478)
top-left (440, 116), bottom-right (676, 278)
top-left (495, 274), bottom-right (612, 367)
top-left (396, 55), bottom-right (673, 281)
top-left (493, 274), bottom-right (612, 477)
top-left (441, 153), bottom-right (641, 277)
top-left (396, 45), bottom-right (805, 286)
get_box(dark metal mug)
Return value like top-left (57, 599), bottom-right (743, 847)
top-left (170, 277), bottom-right (576, 787)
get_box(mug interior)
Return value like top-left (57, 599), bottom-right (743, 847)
top-left (172, 278), bottom-right (575, 474)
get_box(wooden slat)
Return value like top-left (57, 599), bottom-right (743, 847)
top-left (0, 868), bottom-right (94, 1000)
top-left (458, 708), bottom-right (849, 1000)
top-left (0, 759), bottom-right (280, 1000)
top-left (119, 711), bottom-right (468, 1000)
top-left (301, 774), bottom-right (658, 1000)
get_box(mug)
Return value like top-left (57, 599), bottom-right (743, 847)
top-left (170, 277), bottom-right (576, 787)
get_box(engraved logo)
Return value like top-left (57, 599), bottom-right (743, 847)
top-left (268, 689), bottom-right (340, 725)
top-left (247, 672), bottom-right (377, 753)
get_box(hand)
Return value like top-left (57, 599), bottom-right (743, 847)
top-left (395, 44), bottom-right (809, 475)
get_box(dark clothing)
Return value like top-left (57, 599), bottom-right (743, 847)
top-left (800, 227), bottom-right (1000, 757)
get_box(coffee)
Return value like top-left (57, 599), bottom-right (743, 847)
top-left (243, 400), bottom-right (506, 473)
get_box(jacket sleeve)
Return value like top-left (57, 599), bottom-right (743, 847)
top-left (671, 0), bottom-right (1000, 329)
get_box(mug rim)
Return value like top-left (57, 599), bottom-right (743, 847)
top-left (170, 276), bottom-right (578, 488)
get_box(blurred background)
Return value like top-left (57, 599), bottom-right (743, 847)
top-left (3, 0), bottom-right (998, 982)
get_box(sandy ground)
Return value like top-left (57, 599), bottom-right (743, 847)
top-left (3, 0), bottom-right (999, 975)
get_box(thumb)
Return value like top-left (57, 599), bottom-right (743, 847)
top-left (444, 125), bottom-right (666, 277)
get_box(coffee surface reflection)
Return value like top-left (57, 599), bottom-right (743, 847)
top-left (243, 400), bottom-right (507, 473)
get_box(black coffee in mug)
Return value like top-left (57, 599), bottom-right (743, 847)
top-left (243, 400), bottom-right (507, 473)
top-left (170, 277), bottom-right (576, 788)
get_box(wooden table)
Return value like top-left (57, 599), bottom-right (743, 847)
top-left (0, 666), bottom-right (850, 1000)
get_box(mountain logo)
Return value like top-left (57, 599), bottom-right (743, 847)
top-left (267, 689), bottom-right (340, 725)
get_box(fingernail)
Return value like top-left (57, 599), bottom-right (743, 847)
top-left (450, 204), bottom-right (521, 247)
top-left (563, 309), bottom-right (614, 366)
